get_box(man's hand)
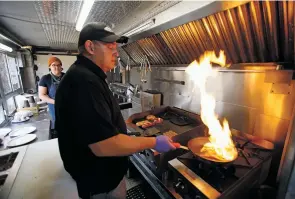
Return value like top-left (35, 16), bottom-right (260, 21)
top-left (153, 135), bottom-right (176, 153)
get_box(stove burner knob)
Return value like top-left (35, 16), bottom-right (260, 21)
top-left (174, 179), bottom-right (186, 194)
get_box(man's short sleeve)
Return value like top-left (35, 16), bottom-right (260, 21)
top-left (72, 83), bottom-right (118, 145)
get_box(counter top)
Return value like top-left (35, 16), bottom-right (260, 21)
top-left (0, 112), bottom-right (51, 151)
top-left (5, 107), bottom-right (142, 199)
top-left (8, 139), bottom-right (78, 199)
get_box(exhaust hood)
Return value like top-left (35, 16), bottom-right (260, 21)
top-left (118, 1), bottom-right (295, 66)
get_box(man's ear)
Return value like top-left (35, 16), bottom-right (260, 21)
top-left (84, 40), bottom-right (95, 55)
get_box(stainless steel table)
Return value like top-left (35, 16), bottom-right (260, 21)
top-left (0, 111), bottom-right (51, 150)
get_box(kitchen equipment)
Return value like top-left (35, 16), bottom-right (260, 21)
top-left (145, 55), bottom-right (151, 72)
top-left (127, 106), bottom-right (274, 199)
top-left (127, 132), bottom-right (141, 136)
top-left (174, 137), bottom-right (238, 164)
top-left (142, 127), bottom-right (160, 137)
top-left (7, 134), bottom-right (37, 147)
top-left (126, 56), bottom-right (130, 71)
top-left (236, 134), bottom-right (274, 150)
top-left (9, 126), bottom-right (36, 137)
top-left (23, 100), bottom-right (30, 108)
top-left (27, 96), bottom-right (35, 103)
top-left (0, 128), bottom-right (12, 137)
top-left (168, 140), bottom-right (273, 199)
top-left (140, 90), bottom-right (162, 112)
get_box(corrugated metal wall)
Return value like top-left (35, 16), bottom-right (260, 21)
top-left (119, 1), bottom-right (295, 66)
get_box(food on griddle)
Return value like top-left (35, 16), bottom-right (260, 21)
top-left (136, 116), bottom-right (163, 128)
top-left (146, 115), bottom-right (156, 121)
top-left (142, 121), bottom-right (153, 128)
top-left (154, 117), bottom-right (163, 124)
top-left (136, 120), bottom-right (152, 128)
top-left (163, 130), bottom-right (177, 138)
top-left (136, 120), bottom-right (148, 126)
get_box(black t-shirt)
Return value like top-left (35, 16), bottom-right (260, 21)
top-left (39, 73), bottom-right (65, 94)
top-left (55, 55), bottom-right (128, 198)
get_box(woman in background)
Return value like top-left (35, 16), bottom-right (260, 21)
top-left (38, 57), bottom-right (64, 131)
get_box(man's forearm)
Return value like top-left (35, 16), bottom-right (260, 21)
top-left (89, 134), bottom-right (156, 157)
top-left (39, 94), bottom-right (55, 104)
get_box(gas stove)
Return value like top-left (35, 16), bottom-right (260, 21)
top-left (0, 146), bottom-right (27, 199)
top-left (168, 139), bottom-right (272, 199)
top-left (127, 107), bottom-right (273, 199)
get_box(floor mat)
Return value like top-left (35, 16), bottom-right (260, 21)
top-left (125, 177), bottom-right (141, 190)
top-left (126, 184), bottom-right (148, 199)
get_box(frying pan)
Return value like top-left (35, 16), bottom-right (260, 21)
top-left (174, 137), bottom-right (238, 165)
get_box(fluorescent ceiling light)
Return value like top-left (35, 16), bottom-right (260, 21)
top-left (124, 19), bottom-right (155, 37)
top-left (76, 0), bottom-right (95, 31)
top-left (0, 43), bottom-right (12, 52)
top-left (0, 33), bottom-right (22, 47)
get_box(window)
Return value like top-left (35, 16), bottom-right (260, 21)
top-left (0, 54), bottom-right (12, 94)
top-left (6, 97), bottom-right (16, 115)
top-left (0, 52), bottom-right (24, 125)
top-left (0, 105), bottom-right (5, 125)
top-left (6, 56), bottom-right (20, 91)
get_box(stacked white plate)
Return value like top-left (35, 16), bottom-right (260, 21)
top-left (0, 128), bottom-right (12, 137)
top-left (7, 134), bottom-right (37, 147)
top-left (10, 126), bottom-right (36, 137)
top-left (6, 126), bottom-right (37, 147)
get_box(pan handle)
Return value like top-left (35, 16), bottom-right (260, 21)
top-left (172, 143), bottom-right (189, 150)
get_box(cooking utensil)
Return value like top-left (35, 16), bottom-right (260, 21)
top-left (126, 56), bottom-right (130, 71)
top-left (7, 134), bottom-right (37, 147)
top-left (174, 137), bottom-right (238, 164)
top-left (146, 55), bottom-right (151, 72)
top-left (142, 127), bottom-right (160, 137)
top-left (127, 132), bottom-right (141, 136)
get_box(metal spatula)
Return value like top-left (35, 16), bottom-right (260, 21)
top-left (143, 127), bottom-right (160, 137)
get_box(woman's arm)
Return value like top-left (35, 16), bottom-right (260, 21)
top-left (38, 86), bottom-right (55, 104)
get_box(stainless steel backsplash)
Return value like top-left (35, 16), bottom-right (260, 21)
top-left (129, 66), bottom-right (295, 183)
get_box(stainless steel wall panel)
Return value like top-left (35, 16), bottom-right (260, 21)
top-left (129, 66), bottom-right (295, 182)
top-left (254, 114), bottom-right (289, 145)
top-left (214, 102), bottom-right (258, 135)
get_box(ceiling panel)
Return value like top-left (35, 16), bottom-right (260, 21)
top-left (0, 1), bottom-right (48, 46)
top-left (87, 1), bottom-right (142, 30)
top-left (0, 0), bottom-right (177, 51)
top-left (34, 0), bottom-right (82, 50)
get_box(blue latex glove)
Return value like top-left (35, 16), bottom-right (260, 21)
top-left (154, 135), bottom-right (176, 153)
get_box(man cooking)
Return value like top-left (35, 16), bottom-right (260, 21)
top-left (55, 22), bottom-right (176, 199)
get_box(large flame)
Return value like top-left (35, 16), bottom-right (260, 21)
top-left (186, 51), bottom-right (238, 161)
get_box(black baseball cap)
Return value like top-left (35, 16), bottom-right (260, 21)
top-left (78, 22), bottom-right (128, 47)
